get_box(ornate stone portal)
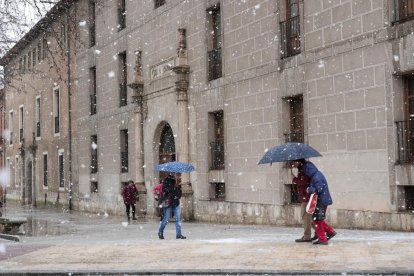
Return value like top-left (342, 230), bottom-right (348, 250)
top-left (172, 28), bottom-right (194, 221)
top-left (128, 50), bottom-right (147, 217)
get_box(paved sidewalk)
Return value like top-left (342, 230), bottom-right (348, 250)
top-left (1, 205), bottom-right (414, 275)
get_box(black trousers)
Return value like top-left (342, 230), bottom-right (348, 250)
top-left (125, 203), bottom-right (136, 219)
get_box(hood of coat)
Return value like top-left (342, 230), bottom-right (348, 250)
top-left (302, 161), bottom-right (319, 178)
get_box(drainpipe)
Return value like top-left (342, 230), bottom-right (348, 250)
top-left (67, 6), bottom-right (73, 210)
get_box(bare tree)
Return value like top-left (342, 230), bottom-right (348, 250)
top-left (0, 0), bottom-right (57, 86)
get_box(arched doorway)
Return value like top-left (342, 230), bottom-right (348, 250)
top-left (158, 123), bottom-right (175, 180)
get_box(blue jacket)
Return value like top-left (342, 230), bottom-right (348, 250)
top-left (301, 161), bottom-right (333, 206)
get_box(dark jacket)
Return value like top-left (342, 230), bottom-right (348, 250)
top-left (300, 161), bottom-right (333, 206)
top-left (292, 171), bottom-right (310, 203)
top-left (160, 176), bottom-right (182, 208)
top-left (122, 183), bottom-right (138, 205)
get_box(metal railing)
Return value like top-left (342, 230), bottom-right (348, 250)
top-left (90, 94), bottom-right (97, 115)
top-left (121, 151), bottom-right (128, 172)
top-left (119, 83), bottom-right (127, 107)
top-left (396, 120), bottom-right (414, 163)
top-left (208, 48), bottom-right (222, 81)
top-left (392, 0), bottom-right (414, 24)
top-left (280, 15), bottom-right (301, 58)
top-left (210, 140), bottom-right (224, 170)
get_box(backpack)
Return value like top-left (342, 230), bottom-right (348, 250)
top-left (152, 183), bottom-right (163, 201)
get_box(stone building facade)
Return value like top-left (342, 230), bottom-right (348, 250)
top-left (2, 0), bottom-right (414, 231)
top-left (0, 1), bottom-right (78, 208)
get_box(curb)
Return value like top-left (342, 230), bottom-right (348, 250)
top-left (0, 270), bottom-right (413, 275)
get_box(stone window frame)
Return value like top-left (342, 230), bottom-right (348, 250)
top-left (35, 95), bottom-right (41, 140)
top-left (53, 86), bottom-right (61, 136)
top-left (8, 110), bottom-right (14, 146)
top-left (58, 149), bottom-right (65, 191)
top-left (43, 152), bottom-right (48, 189)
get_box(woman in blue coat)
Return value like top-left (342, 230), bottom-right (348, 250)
top-left (293, 159), bottom-right (337, 245)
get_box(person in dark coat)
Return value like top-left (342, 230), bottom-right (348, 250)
top-left (157, 174), bottom-right (186, 239)
top-left (121, 180), bottom-right (138, 221)
top-left (291, 163), bottom-right (312, 242)
top-left (294, 159), bottom-right (336, 245)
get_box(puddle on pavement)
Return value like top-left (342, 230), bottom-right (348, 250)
top-left (20, 217), bottom-right (75, 236)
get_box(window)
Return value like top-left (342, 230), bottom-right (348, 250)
top-left (91, 135), bottom-right (98, 173)
top-left (27, 52), bottom-right (32, 70)
top-left (36, 96), bottom-right (41, 138)
top-left (43, 153), bottom-right (48, 187)
top-left (91, 181), bottom-right (98, 193)
top-left (53, 87), bottom-right (60, 134)
top-left (154, 0), bottom-right (165, 8)
top-left (43, 39), bottom-right (48, 58)
top-left (90, 66), bottom-right (97, 115)
top-left (32, 48), bottom-right (37, 67)
top-left (119, 52), bottom-right (128, 106)
top-left (117, 0), bottom-right (126, 31)
top-left (58, 150), bottom-right (64, 189)
top-left (280, 0), bottom-right (301, 58)
top-left (404, 186), bottom-right (414, 211)
top-left (19, 58), bottom-right (24, 71)
top-left (15, 156), bottom-right (20, 187)
top-left (396, 76), bottom-right (414, 163)
top-left (38, 42), bottom-right (42, 61)
top-left (210, 182), bottom-right (225, 200)
top-left (284, 95), bottom-right (304, 143)
top-left (120, 129), bottom-right (128, 173)
top-left (19, 105), bottom-right (24, 143)
top-left (207, 5), bottom-right (222, 81)
top-left (392, 0), bottom-right (414, 23)
top-left (5, 157), bottom-right (10, 187)
top-left (23, 55), bottom-right (27, 71)
top-left (208, 110), bottom-right (224, 170)
top-left (89, 0), bottom-right (96, 47)
top-left (9, 111), bottom-right (13, 145)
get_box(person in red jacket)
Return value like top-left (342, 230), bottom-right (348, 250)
top-left (122, 180), bottom-right (138, 221)
top-left (292, 164), bottom-right (313, 242)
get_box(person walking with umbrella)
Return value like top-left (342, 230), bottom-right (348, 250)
top-left (293, 159), bottom-right (336, 245)
top-left (157, 174), bottom-right (186, 239)
top-left (154, 161), bottom-right (194, 239)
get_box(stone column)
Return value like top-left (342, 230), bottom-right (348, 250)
top-left (172, 28), bottom-right (194, 221)
top-left (129, 50), bottom-right (147, 217)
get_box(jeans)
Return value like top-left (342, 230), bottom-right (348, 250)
top-left (158, 205), bottom-right (182, 236)
top-left (313, 206), bottom-right (335, 242)
top-left (125, 203), bottom-right (136, 219)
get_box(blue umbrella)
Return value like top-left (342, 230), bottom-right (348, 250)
top-left (258, 143), bottom-right (322, 165)
top-left (154, 161), bottom-right (195, 173)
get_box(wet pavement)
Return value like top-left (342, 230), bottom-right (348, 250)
top-left (0, 204), bottom-right (414, 275)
